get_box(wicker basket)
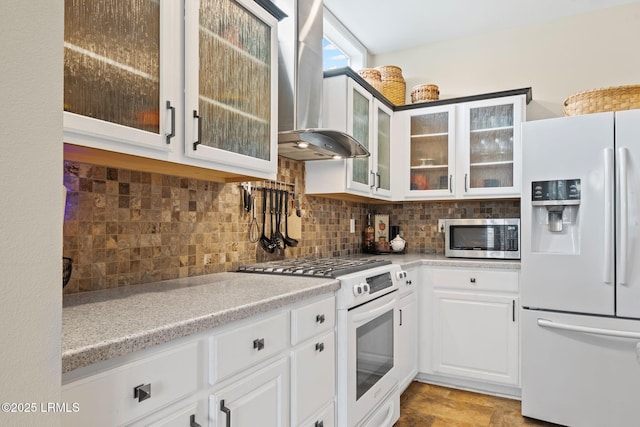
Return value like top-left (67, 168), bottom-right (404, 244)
top-left (376, 65), bottom-right (406, 105)
top-left (357, 68), bottom-right (383, 93)
top-left (563, 84), bottom-right (640, 116)
top-left (410, 84), bottom-right (439, 103)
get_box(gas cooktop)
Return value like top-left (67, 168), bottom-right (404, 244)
top-left (237, 257), bottom-right (391, 278)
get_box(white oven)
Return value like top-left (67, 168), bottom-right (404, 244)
top-left (237, 257), bottom-right (403, 427)
top-left (336, 264), bottom-right (403, 427)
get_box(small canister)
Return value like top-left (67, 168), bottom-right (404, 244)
top-left (410, 84), bottom-right (440, 103)
top-left (357, 68), bottom-right (383, 93)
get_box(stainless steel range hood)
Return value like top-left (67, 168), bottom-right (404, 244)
top-left (274, 0), bottom-right (369, 161)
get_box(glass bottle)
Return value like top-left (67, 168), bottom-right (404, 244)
top-left (363, 213), bottom-right (375, 251)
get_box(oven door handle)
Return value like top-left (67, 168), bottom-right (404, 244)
top-left (352, 296), bottom-right (396, 323)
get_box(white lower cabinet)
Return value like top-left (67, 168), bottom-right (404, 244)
top-left (61, 343), bottom-right (199, 427)
top-left (419, 267), bottom-right (520, 394)
top-left (129, 399), bottom-right (206, 427)
top-left (62, 294), bottom-right (336, 427)
top-left (209, 311), bottom-right (289, 384)
top-left (396, 290), bottom-right (418, 393)
top-left (298, 402), bottom-right (335, 427)
top-left (291, 330), bottom-right (335, 425)
top-left (291, 296), bottom-right (336, 426)
top-left (432, 290), bottom-right (518, 385)
top-left (210, 357), bottom-right (289, 427)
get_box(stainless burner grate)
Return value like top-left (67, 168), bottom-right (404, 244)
top-left (238, 257), bottom-right (391, 278)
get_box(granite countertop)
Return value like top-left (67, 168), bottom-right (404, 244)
top-left (371, 253), bottom-right (521, 270)
top-left (62, 255), bottom-right (517, 374)
top-left (62, 272), bottom-right (339, 374)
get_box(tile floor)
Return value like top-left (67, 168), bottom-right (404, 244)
top-left (396, 382), bottom-right (561, 426)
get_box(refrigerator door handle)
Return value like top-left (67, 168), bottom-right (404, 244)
top-left (618, 147), bottom-right (629, 286)
top-left (538, 318), bottom-right (640, 340)
top-left (604, 148), bottom-right (615, 285)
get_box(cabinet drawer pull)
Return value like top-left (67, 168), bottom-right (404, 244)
top-left (193, 110), bottom-right (201, 150)
top-left (190, 414), bottom-right (201, 427)
top-left (133, 383), bottom-right (151, 403)
top-left (253, 338), bottom-right (265, 351)
top-left (316, 314), bottom-right (325, 324)
top-left (220, 400), bottom-right (231, 427)
top-left (470, 277), bottom-right (476, 283)
top-left (165, 100), bottom-right (175, 144)
top-left (315, 342), bottom-right (325, 352)
top-left (315, 421), bottom-right (324, 427)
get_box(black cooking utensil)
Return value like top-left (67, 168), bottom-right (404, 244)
top-left (272, 189), bottom-right (285, 249)
top-left (283, 191), bottom-right (298, 247)
top-left (259, 187), bottom-right (275, 253)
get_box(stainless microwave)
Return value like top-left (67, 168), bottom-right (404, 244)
top-left (444, 218), bottom-right (520, 259)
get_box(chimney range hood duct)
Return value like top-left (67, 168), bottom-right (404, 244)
top-left (274, 0), bottom-right (369, 161)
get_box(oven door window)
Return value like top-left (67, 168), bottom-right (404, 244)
top-left (356, 309), bottom-right (394, 400)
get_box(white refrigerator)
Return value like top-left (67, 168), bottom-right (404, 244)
top-left (521, 109), bottom-right (640, 427)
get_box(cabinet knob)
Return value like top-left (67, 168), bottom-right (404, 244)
top-left (316, 314), bottom-right (325, 324)
top-left (470, 277), bottom-right (476, 283)
top-left (315, 421), bottom-right (324, 427)
top-left (133, 383), bottom-right (151, 403)
top-left (315, 342), bottom-right (325, 352)
top-left (253, 338), bottom-right (265, 351)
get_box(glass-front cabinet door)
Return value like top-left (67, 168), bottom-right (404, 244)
top-left (346, 81), bottom-right (374, 195)
top-left (373, 101), bottom-right (393, 199)
top-left (460, 96), bottom-right (523, 197)
top-left (185, 0), bottom-right (278, 175)
top-left (64, 0), bottom-right (179, 151)
top-left (405, 105), bottom-right (456, 198)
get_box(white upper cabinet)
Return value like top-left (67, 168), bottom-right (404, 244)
top-left (64, 0), bottom-right (282, 180)
top-left (306, 74), bottom-right (394, 200)
top-left (184, 0), bottom-right (279, 177)
top-left (399, 104), bottom-right (457, 199)
top-left (63, 0), bottom-right (181, 155)
top-left (396, 93), bottom-right (526, 200)
top-left (459, 96), bottom-right (524, 198)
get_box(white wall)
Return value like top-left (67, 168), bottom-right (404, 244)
top-left (0, 1), bottom-right (63, 426)
top-left (372, 3), bottom-right (640, 120)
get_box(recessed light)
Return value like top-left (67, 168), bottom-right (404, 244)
top-left (297, 142), bottom-right (309, 148)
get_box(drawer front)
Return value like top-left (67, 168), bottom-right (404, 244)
top-left (292, 330), bottom-right (336, 424)
top-left (299, 402), bottom-right (335, 427)
top-left (211, 310), bottom-right (289, 384)
top-left (431, 268), bottom-right (518, 292)
top-left (291, 296), bottom-right (335, 345)
top-left (61, 343), bottom-right (199, 427)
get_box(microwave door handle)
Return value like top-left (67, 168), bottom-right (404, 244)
top-left (603, 148), bottom-right (614, 285)
top-left (617, 147), bottom-right (629, 286)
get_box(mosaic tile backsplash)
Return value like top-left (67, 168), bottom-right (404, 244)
top-left (62, 158), bottom-right (520, 294)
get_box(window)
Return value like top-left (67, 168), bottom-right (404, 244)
top-left (322, 6), bottom-right (367, 71)
top-left (323, 37), bottom-right (348, 70)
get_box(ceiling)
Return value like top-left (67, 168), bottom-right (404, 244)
top-left (323, 0), bottom-right (640, 55)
